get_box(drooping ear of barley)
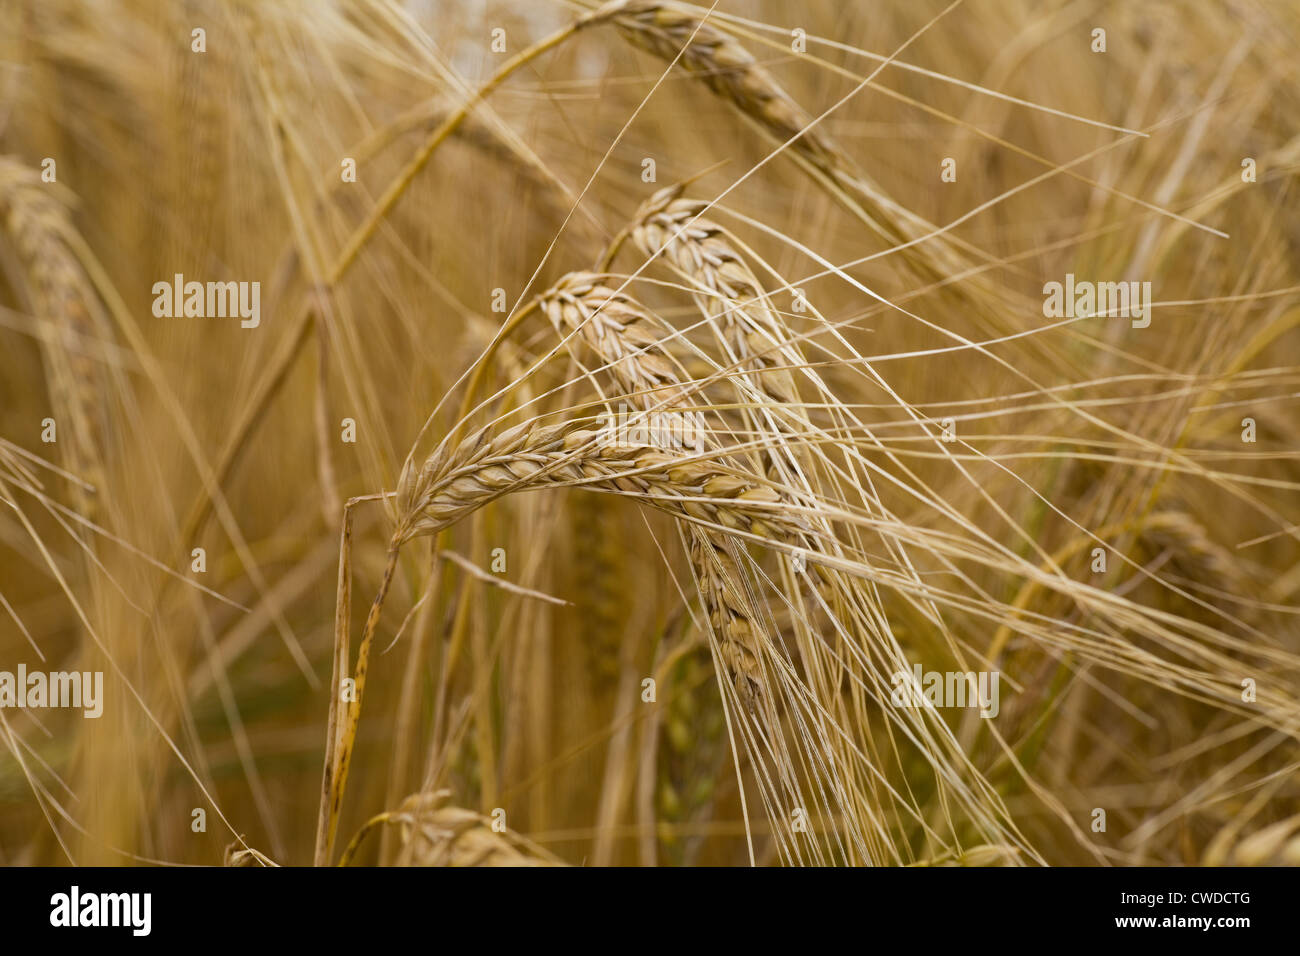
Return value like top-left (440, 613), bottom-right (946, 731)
top-left (535, 263), bottom-right (1004, 869)
top-left (323, 398), bottom-right (807, 864)
top-left (609, 1), bottom-right (844, 171)
top-left (632, 187), bottom-right (802, 398)
top-left (539, 269), bottom-right (797, 709)
top-left (397, 416), bottom-right (806, 547)
top-left (605, 1), bottom-right (976, 284)
top-left (339, 791), bottom-right (564, 866)
top-left (572, 216), bottom-right (1070, 864)
top-left (628, 186), bottom-right (815, 485)
top-left (0, 156), bottom-right (116, 523)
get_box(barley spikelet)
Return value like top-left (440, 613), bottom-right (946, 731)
top-left (539, 270), bottom-right (691, 409)
top-left (327, 394), bottom-right (801, 861)
top-left (689, 530), bottom-right (769, 705)
top-left (633, 186), bottom-right (803, 411)
top-left (625, 189), bottom-right (842, 675)
top-left (223, 841), bottom-right (278, 867)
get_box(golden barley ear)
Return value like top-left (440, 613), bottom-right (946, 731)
top-left (0, 157), bottom-right (117, 523)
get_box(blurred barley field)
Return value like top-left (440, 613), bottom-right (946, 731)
top-left (0, 0), bottom-right (1298, 867)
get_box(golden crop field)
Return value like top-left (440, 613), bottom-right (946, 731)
top-left (0, 0), bottom-right (1298, 869)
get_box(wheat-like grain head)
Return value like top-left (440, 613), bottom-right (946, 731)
top-left (396, 416), bottom-right (805, 547)
top-left (0, 156), bottom-right (115, 522)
